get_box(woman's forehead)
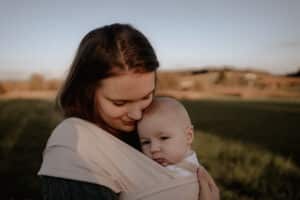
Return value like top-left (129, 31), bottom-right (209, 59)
top-left (98, 72), bottom-right (155, 100)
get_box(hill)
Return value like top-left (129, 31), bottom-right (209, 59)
top-left (1, 68), bottom-right (300, 100)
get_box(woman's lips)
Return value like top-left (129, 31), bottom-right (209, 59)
top-left (122, 120), bottom-right (136, 126)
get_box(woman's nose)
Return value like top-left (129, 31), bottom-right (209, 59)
top-left (127, 106), bottom-right (143, 120)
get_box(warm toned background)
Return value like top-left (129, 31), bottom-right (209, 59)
top-left (1, 68), bottom-right (300, 101)
top-left (1, 68), bottom-right (300, 199)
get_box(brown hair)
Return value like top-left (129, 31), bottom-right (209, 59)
top-left (57, 23), bottom-right (159, 124)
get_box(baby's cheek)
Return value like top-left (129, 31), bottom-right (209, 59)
top-left (141, 147), bottom-right (151, 157)
top-left (174, 150), bottom-right (187, 163)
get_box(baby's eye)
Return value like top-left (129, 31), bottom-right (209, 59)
top-left (160, 136), bottom-right (170, 140)
top-left (141, 140), bottom-right (150, 145)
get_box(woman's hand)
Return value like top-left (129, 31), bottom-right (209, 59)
top-left (197, 166), bottom-right (220, 200)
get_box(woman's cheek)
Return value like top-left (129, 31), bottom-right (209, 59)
top-left (142, 98), bottom-right (153, 110)
top-left (97, 99), bottom-right (126, 119)
top-left (104, 104), bottom-right (127, 118)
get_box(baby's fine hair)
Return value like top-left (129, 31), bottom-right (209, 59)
top-left (142, 96), bottom-right (192, 127)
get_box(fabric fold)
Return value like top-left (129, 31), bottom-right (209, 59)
top-left (38, 117), bottom-right (199, 199)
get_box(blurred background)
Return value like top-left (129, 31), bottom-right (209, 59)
top-left (0, 0), bottom-right (300, 199)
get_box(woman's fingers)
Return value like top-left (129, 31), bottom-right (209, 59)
top-left (197, 168), bottom-right (210, 199)
top-left (197, 166), bottom-right (220, 200)
top-left (198, 167), bottom-right (213, 192)
top-left (200, 166), bottom-right (219, 193)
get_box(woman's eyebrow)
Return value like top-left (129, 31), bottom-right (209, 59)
top-left (107, 88), bottom-right (154, 102)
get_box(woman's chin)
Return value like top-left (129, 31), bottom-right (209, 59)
top-left (119, 124), bottom-right (136, 133)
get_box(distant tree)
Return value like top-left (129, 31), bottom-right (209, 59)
top-left (29, 73), bottom-right (45, 90)
top-left (0, 83), bottom-right (7, 94)
top-left (191, 69), bottom-right (209, 75)
top-left (157, 72), bottom-right (180, 90)
top-left (46, 79), bottom-right (61, 90)
top-left (286, 68), bottom-right (300, 78)
top-left (214, 70), bottom-right (227, 84)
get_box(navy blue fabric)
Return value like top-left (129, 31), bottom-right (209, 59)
top-left (41, 176), bottom-right (119, 200)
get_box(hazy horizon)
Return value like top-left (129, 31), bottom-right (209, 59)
top-left (1, 0), bottom-right (300, 80)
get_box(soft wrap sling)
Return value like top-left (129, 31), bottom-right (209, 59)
top-left (38, 118), bottom-right (199, 200)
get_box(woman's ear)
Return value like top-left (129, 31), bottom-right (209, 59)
top-left (186, 125), bottom-right (194, 145)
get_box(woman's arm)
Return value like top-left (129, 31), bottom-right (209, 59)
top-left (41, 176), bottom-right (119, 200)
top-left (197, 167), bottom-right (220, 200)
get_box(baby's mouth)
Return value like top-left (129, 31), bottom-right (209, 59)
top-left (154, 158), bottom-right (168, 166)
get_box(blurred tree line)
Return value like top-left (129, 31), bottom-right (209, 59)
top-left (0, 73), bottom-right (61, 94)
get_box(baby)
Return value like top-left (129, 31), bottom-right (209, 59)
top-left (137, 97), bottom-right (200, 176)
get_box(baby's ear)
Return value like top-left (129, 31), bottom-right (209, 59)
top-left (186, 125), bottom-right (194, 144)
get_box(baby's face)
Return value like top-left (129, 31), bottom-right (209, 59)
top-left (138, 115), bottom-right (193, 166)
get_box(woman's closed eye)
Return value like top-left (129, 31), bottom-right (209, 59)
top-left (112, 101), bottom-right (126, 106)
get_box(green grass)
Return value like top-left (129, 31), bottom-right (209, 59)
top-left (182, 99), bottom-right (300, 164)
top-left (0, 99), bottom-right (62, 199)
top-left (1, 99), bottom-right (300, 199)
top-left (193, 132), bottom-right (300, 200)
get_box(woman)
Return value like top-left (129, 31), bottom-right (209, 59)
top-left (39, 23), bottom-right (219, 200)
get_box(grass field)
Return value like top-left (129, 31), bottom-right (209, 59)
top-left (0, 99), bottom-right (300, 199)
top-left (182, 99), bottom-right (300, 164)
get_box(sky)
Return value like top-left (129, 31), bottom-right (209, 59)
top-left (0, 0), bottom-right (300, 80)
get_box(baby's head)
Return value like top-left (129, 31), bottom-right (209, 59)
top-left (138, 97), bottom-right (194, 166)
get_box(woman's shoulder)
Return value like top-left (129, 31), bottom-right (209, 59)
top-left (47, 117), bottom-right (107, 147)
top-left (56, 117), bottom-right (88, 128)
top-left (44, 118), bottom-right (78, 148)
top-left (57, 117), bottom-right (103, 133)
top-left (52, 117), bottom-right (97, 136)
top-left (46, 117), bottom-right (90, 147)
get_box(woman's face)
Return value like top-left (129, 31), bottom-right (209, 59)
top-left (95, 71), bottom-right (155, 134)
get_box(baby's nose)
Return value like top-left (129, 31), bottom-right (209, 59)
top-left (150, 142), bottom-right (160, 153)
